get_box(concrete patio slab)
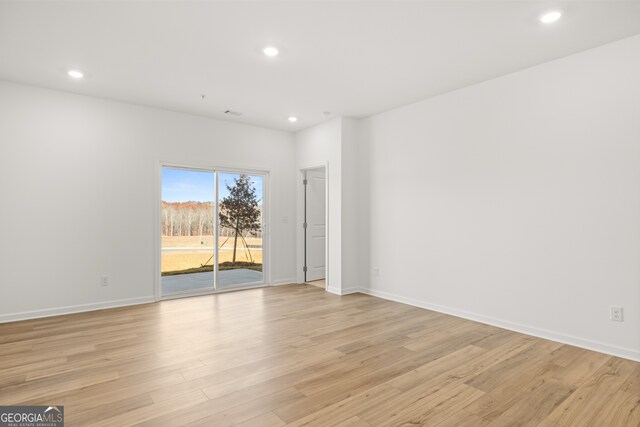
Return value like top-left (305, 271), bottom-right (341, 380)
top-left (161, 269), bottom-right (263, 295)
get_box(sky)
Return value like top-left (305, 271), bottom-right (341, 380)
top-left (161, 167), bottom-right (263, 203)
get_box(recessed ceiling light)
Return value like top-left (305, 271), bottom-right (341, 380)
top-left (539, 10), bottom-right (562, 24)
top-left (288, 116), bottom-right (298, 123)
top-left (68, 69), bottom-right (84, 79)
top-left (263, 46), bottom-right (279, 57)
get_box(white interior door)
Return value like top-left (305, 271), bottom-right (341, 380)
top-left (305, 168), bottom-right (326, 282)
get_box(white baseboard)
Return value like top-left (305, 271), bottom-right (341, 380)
top-left (271, 278), bottom-right (297, 286)
top-left (327, 286), bottom-right (341, 295)
top-left (358, 287), bottom-right (640, 362)
top-left (326, 286), bottom-right (360, 296)
top-left (0, 296), bottom-right (156, 324)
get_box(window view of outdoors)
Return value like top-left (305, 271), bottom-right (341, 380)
top-left (160, 168), bottom-right (264, 296)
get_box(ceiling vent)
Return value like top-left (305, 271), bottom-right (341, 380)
top-left (224, 110), bottom-right (243, 116)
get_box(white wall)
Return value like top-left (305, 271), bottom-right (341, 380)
top-left (0, 81), bottom-right (296, 321)
top-left (294, 117), bottom-right (367, 294)
top-left (359, 35), bottom-right (640, 360)
top-left (341, 118), bottom-right (363, 293)
top-left (294, 118), bottom-right (342, 293)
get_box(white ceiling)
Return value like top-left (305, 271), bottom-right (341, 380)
top-left (1, 1), bottom-right (639, 132)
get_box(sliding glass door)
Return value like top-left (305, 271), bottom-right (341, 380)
top-left (160, 166), bottom-right (266, 297)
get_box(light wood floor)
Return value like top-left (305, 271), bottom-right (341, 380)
top-left (306, 279), bottom-right (325, 289)
top-left (0, 285), bottom-right (638, 426)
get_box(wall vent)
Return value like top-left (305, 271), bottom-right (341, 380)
top-left (224, 110), bottom-right (243, 116)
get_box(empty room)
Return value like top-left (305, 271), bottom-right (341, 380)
top-left (1, 1), bottom-right (639, 426)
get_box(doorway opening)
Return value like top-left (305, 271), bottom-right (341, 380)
top-left (303, 166), bottom-right (327, 290)
top-left (160, 165), bottom-right (267, 298)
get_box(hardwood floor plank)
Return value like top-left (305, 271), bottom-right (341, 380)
top-left (550, 346), bottom-right (611, 387)
top-left (483, 378), bottom-right (575, 427)
top-left (377, 383), bottom-right (485, 427)
top-left (0, 368), bottom-right (120, 405)
top-left (92, 390), bottom-right (208, 427)
top-left (435, 409), bottom-right (484, 426)
top-left (284, 384), bottom-right (400, 427)
top-left (0, 285), bottom-right (637, 426)
top-left (464, 338), bottom-right (562, 393)
top-left (189, 387), bottom-right (304, 427)
top-left (587, 390), bottom-right (640, 426)
top-left (621, 364), bottom-right (640, 396)
top-left (330, 415), bottom-right (372, 427)
top-left (545, 357), bottom-right (638, 425)
top-left (463, 355), bottom-right (565, 423)
top-left (64, 393), bottom-right (154, 426)
top-left (236, 411), bottom-right (286, 427)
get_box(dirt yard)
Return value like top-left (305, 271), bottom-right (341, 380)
top-left (162, 235), bottom-right (261, 248)
top-left (161, 235), bottom-right (262, 273)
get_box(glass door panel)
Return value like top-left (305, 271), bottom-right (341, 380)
top-left (161, 167), bottom-right (215, 296)
top-left (217, 172), bottom-right (264, 288)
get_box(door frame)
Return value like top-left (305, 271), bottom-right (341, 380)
top-left (297, 162), bottom-right (329, 291)
top-left (155, 160), bottom-right (270, 301)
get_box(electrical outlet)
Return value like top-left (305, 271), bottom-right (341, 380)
top-left (610, 306), bottom-right (623, 322)
top-left (101, 275), bottom-right (109, 287)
